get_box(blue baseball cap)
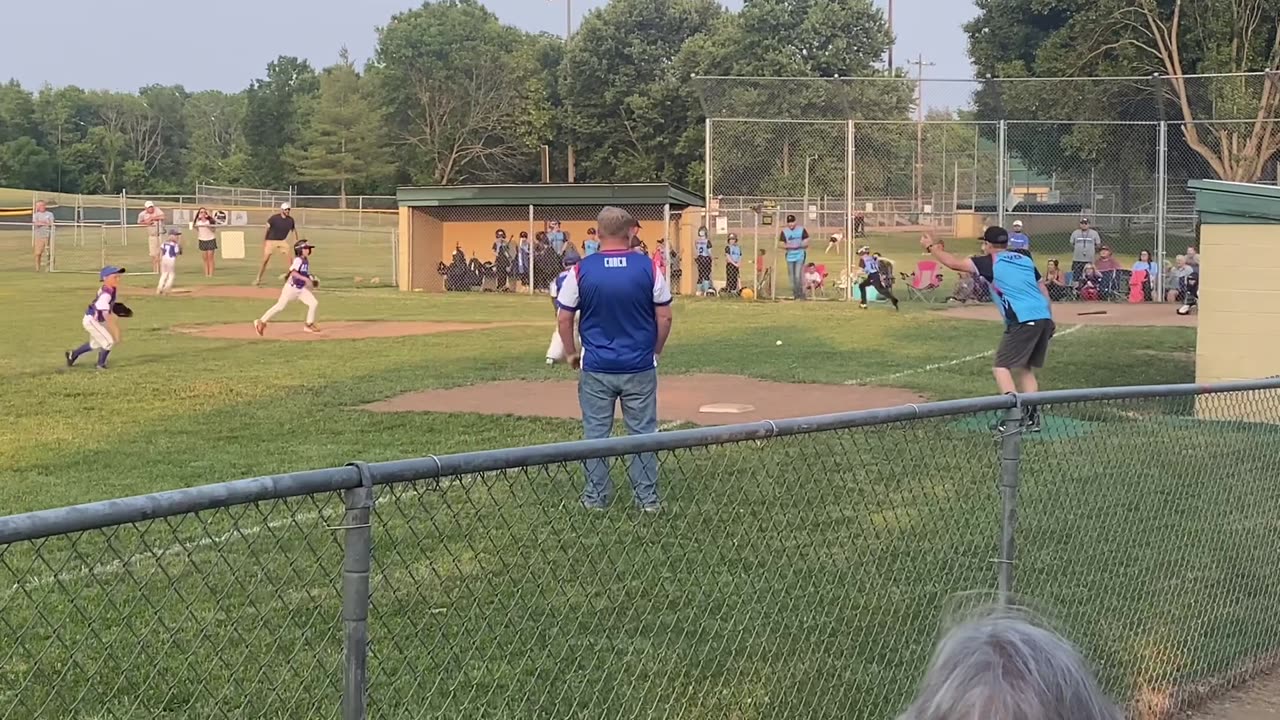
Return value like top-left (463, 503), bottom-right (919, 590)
top-left (99, 266), bottom-right (126, 280)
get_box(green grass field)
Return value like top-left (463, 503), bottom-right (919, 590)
top-left (4, 264), bottom-right (1279, 718)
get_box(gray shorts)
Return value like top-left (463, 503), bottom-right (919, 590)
top-left (995, 320), bottom-right (1055, 370)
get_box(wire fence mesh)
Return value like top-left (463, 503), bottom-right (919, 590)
top-left (2, 381), bottom-right (1280, 718)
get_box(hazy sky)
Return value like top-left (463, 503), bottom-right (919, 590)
top-left (2, 0), bottom-right (976, 92)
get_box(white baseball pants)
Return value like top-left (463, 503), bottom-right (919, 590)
top-left (260, 285), bottom-right (318, 325)
top-left (82, 316), bottom-right (114, 350)
top-left (157, 260), bottom-right (176, 293)
top-left (546, 327), bottom-right (580, 363)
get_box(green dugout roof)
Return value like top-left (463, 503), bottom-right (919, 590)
top-left (396, 183), bottom-right (704, 209)
top-left (1189, 179), bottom-right (1280, 224)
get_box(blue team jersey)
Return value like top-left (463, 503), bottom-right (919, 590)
top-left (160, 240), bottom-right (180, 259)
top-left (695, 237), bottom-right (711, 257)
top-left (861, 255), bottom-right (880, 274)
top-left (548, 231), bottom-right (566, 253)
top-left (584, 239), bottom-right (600, 255)
top-left (1008, 232), bottom-right (1030, 251)
top-left (554, 250), bottom-right (672, 374)
top-left (727, 244), bottom-right (742, 263)
top-left (86, 286), bottom-right (116, 322)
top-left (782, 227), bottom-right (808, 262)
top-left (972, 251), bottom-right (1050, 324)
top-left (551, 270), bottom-right (571, 310)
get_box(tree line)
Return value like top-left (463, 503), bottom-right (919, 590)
top-left (0, 0), bottom-right (1274, 204)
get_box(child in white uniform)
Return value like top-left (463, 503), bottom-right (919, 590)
top-left (546, 255), bottom-right (579, 364)
top-left (254, 240), bottom-right (320, 335)
top-left (66, 266), bottom-right (126, 370)
top-left (157, 228), bottom-right (181, 294)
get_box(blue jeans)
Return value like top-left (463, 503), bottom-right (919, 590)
top-left (787, 257), bottom-right (806, 299)
top-left (578, 369), bottom-right (660, 507)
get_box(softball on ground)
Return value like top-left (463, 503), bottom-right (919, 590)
top-left (776, 340), bottom-right (783, 346)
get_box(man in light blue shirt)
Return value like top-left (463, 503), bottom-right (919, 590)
top-left (777, 214), bottom-right (810, 300)
top-left (547, 220), bottom-right (567, 255)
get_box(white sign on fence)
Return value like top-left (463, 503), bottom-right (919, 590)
top-left (715, 216), bottom-right (728, 234)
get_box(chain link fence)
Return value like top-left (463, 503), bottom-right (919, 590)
top-left (2, 379), bottom-right (1280, 718)
top-left (695, 73), bottom-right (1280, 305)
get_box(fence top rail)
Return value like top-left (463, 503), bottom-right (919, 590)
top-left (0, 377), bottom-right (1276, 545)
top-left (692, 71), bottom-right (1278, 83)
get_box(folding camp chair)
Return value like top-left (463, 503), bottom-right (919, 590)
top-left (900, 260), bottom-right (945, 302)
top-left (807, 264), bottom-right (832, 299)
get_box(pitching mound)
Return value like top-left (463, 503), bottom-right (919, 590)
top-left (174, 321), bottom-right (542, 341)
top-left (362, 373), bottom-right (926, 426)
top-left (939, 303), bottom-right (1196, 327)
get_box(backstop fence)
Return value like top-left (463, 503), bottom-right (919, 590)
top-left (2, 377), bottom-right (1280, 719)
top-left (694, 73), bottom-right (1280, 303)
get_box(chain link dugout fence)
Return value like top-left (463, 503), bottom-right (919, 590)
top-left (425, 204), bottom-right (682, 297)
top-left (2, 380), bottom-right (1280, 719)
top-left (696, 73), bottom-right (1280, 304)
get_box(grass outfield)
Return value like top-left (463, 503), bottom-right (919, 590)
top-left (5, 267), bottom-right (1278, 718)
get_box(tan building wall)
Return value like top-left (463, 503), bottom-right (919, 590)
top-left (1195, 224), bottom-right (1280, 422)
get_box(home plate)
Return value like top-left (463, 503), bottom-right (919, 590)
top-left (699, 403), bottom-right (756, 415)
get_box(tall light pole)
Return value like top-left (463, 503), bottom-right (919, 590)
top-left (555, 0), bottom-right (576, 182)
top-left (908, 54), bottom-right (935, 214)
top-left (886, 0), bottom-right (895, 71)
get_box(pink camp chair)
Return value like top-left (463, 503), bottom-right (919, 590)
top-left (901, 260), bottom-right (945, 302)
top-left (1129, 269), bottom-right (1148, 303)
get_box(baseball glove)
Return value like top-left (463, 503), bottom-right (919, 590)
top-left (311, 277), bottom-right (320, 288)
top-left (112, 302), bottom-right (134, 318)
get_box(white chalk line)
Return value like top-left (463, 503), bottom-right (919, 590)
top-left (842, 323), bottom-right (1085, 386)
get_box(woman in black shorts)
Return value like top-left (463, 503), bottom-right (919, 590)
top-left (194, 207), bottom-right (218, 277)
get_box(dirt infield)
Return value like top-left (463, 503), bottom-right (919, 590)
top-left (174, 321), bottom-right (542, 341)
top-left (362, 373), bottom-right (926, 426)
top-left (1187, 672), bottom-right (1280, 720)
top-left (939, 303), bottom-right (1197, 327)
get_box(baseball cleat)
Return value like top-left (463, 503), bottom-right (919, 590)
top-left (253, 320), bottom-right (266, 336)
top-left (64, 351), bottom-right (74, 367)
top-left (304, 324), bottom-right (322, 334)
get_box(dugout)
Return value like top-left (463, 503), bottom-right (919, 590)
top-left (1188, 180), bottom-right (1280, 420)
top-left (395, 184), bottom-right (706, 294)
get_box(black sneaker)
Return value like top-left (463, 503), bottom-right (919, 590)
top-left (1025, 407), bottom-right (1042, 433)
top-left (64, 351), bottom-right (74, 367)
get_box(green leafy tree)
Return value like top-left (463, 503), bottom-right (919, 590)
top-left (561, 0), bottom-right (725, 183)
top-left (286, 50), bottom-right (393, 203)
top-left (373, 0), bottom-right (552, 185)
top-left (183, 91), bottom-right (252, 187)
top-left (0, 137), bottom-right (54, 189)
top-left (243, 56), bottom-right (319, 188)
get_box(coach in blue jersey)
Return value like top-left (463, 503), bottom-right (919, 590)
top-left (556, 206), bottom-right (674, 511)
top-left (922, 226), bottom-right (1055, 429)
top-left (778, 214), bottom-right (811, 300)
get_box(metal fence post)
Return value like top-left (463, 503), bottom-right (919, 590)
top-left (341, 462), bottom-right (375, 720)
top-left (845, 119), bottom-right (854, 302)
top-left (997, 402), bottom-right (1023, 605)
top-left (996, 120), bottom-right (1007, 228)
top-left (1155, 120), bottom-right (1168, 301)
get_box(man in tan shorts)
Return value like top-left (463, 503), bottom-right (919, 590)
top-left (137, 201), bottom-right (166, 272)
top-left (254, 203), bottom-right (300, 286)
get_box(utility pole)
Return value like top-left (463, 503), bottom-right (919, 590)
top-left (908, 54), bottom-right (935, 215)
top-left (560, 0), bottom-right (576, 183)
top-left (886, 0), bottom-right (895, 71)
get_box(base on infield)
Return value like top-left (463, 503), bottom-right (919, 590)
top-left (362, 373), bottom-right (925, 426)
top-left (173, 320), bottom-right (543, 341)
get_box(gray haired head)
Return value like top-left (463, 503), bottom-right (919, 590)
top-left (596, 206), bottom-right (638, 243)
top-left (899, 608), bottom-right (1120, 720)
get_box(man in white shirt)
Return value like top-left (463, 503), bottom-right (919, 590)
top-left (137, 201), bottom-right (166, 272)
top-left (32, 200), bottom-right (55, 271)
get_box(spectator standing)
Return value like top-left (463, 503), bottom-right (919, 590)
top-left (547, 220), bottom-right (567, 255)
top-left (516, 231), bottom-right (532, 287)
top-left (694, 226), bottom-right (713, 294)
top-left (923, 226), bottom-right (1054, 430)
top-left (778, 214), bottom-right (810, 300)
top-left (556, 207), bottom-right (673, 512)
top-left (583, 227), bottom-right (600, 255)
top-left (725, 233), bottom-right (743, 293)
top-left (137, 201), bottom-right (166, 273)
top-left (493, 229), bottom-right (512, 292)
top-left (1070, 217), bottom-right (1101, 277)
top-left (32, 200), bottom-right (55, 271)
top-left (1185, 245), bottom-right (1200, 273)
top-left (194, 207), bottom-right (218, 277)
top-left (254, 203), bottom-right (300, 286)
top-left (1008, 220), bottom-right (1030, 253)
